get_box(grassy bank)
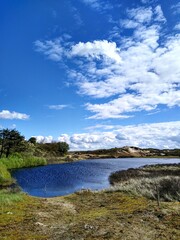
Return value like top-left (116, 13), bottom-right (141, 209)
top-left (0, 162), bottom-right (12, 186)
top-left (0, 154), bottom-right (46, 186)
top-left (109, 163), bottom-right (180, 202)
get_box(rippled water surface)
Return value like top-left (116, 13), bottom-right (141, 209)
top-left (12, 158), bottom-right (180, 197)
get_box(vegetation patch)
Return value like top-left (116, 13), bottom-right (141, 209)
top-left (0, 154), bottom-right (46, 170)
top-left (0, 191), bottom-right (47, 239)
top-left (32, 190), bottom-right (180, 239)
top-left (109, 163), bottom-right (180, 202)
top-left (0, 163), bottom-right (13, 186)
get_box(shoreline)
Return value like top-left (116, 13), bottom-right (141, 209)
top-left (46, 154), bottom-right (180, 165)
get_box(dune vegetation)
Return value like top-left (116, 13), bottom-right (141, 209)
top-left (109, 164), bottom-right (180, 203)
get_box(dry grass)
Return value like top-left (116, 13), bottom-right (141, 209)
top-left (108, 176), bottom-right (180, 201)
top-left (109, 163), bottom-right (180, 202)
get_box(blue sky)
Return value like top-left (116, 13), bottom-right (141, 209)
top-left (0, 0), bottom-right (180, 150)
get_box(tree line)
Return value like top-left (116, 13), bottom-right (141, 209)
top-left (0, 129), bottom-right (69, 158)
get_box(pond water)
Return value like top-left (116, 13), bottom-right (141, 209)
top-left (12, 158), bottom-right (180, 198)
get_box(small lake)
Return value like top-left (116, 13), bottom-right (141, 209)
top-left (12, 158), bottom-right (180, 198)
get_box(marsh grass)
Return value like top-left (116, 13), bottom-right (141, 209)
top-left (109, 164), bottom-right (180, 202)
top-left (109, 163), bottom-right (180, 184)
top-left (109, 175), bottom-right (180, 202)
top-left (0, 154), bottom-right (46, 169)
top-left (0, 162), bottom-right (13, 186)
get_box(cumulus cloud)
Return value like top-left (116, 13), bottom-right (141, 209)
top-left (70, 40), bottom-right (121, 63)
top-left (57, 121), bottom-right (180, 150)
top-left (34, 136), bottom-right (53, 143)
top-left (35, 5), bottom-right (180, 120)
top-left (58, 134), bottom-right (70, 143)
top-left (0, 110), bottom-right (29, 120)
top-left (69, 6), bottom-right (179, 119)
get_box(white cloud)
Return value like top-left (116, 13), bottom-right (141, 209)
top-left (171, 3), bottom-right (180, 15)
top-left (32, 121), bottom-right (180, 150)
top-left (141, 0), bottom-right (149, 3)
top-left (35, 5), bottom-right (179, 120)
top-left (48, 105), bottom-right (70, 110)
top-left (80, 0), bottom-right (113, 12)
top-left (57, 121), bottom-right (180, 150)
top-left (0, 110), bottom-right (29, 120)
top-left (120, 19), bottom-right (139, 29)
top-left (174, 23), bottom-right (180, 30)
top-left (121, 5), bottom-right (166, 29)
top-left (69, 14), bottom-right (179, 119)
top-left (127, 7), bottom-right (153, 24)
top-left (34, 136), bottom-right (53, 143)
top-left (70, 40), bottom-right (121, 63)
top-left (154, 5), bottom-right (166, 22)
top-left (86, 90), bottom-right (180, 119)
top-left (58, 134), bottom-right (70, 143)
top-left (34, 39), bottom-right (64, 62)
top-left (141, 0), bottom-right (157, 4)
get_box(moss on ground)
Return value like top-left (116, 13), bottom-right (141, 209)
top-left (0, 191), bottom-right (48, 240)
top-left (0, 190), bottom-right (179, 239)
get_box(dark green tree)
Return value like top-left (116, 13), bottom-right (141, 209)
top-left (57, 142), bottom-right (69, 156)
top-left (0, 129), bottom-right (25, 158)
top-left (28, 137), bottom-right (37, 145)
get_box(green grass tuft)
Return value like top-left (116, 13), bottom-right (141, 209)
top-left (0, 189), bottom-right (23, 206)
top-left (0, 162), bottom-right (13, 186)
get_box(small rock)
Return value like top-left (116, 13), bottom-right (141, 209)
top-left (35, 222), bottom-right (47, 227)
top-left (84, 224), bottom-right (94, 230)
top-left (7, 212), bottom-right (13, 215)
